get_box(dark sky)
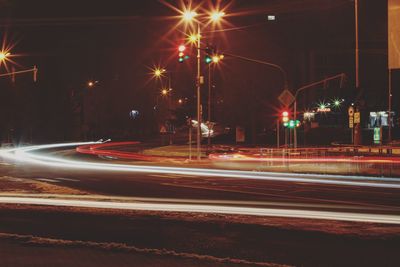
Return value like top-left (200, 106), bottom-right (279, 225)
top-left (0, 0), bottom-right (389, 141)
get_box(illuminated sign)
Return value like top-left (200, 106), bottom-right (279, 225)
top-left (317, 107), bottom-right (331, 113)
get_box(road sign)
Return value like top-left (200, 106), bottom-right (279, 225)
top-left (160, 125), bottom-right (167, 134)
top-left (349, 116), bottom-right (354, 128)
top-left (374, 127), bottom-right (381, 144)
top-left (354, 112), bottom-right (360, 124)
top-left (278, 89), bottom-right (295, 107)
top-left (236, 126), bottom-right (245, 143)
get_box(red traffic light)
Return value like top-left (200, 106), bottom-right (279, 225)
top-left (178, 45), bottom-right (186, 52)
top-left (281, 110), bottom-right (289, 123)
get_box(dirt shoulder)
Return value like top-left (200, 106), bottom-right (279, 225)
top-left (0, 204), bottom-right (399, 267)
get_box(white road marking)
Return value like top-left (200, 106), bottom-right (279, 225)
top-left (0, 196), bottom-right (399, 224)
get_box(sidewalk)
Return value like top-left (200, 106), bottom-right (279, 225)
top-left (142, 145), bottom-right (206, 158)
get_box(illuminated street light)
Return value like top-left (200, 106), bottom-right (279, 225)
top-left (182, 10), bottom-right (197, 22)
top-left (332, 98), bottom-right (344, 108)
top-left (209, 11), bottom-right (225, 23)
top-left (188, 33), bottom-right (199, 44)
top-left (152, 67), bottom-right (166, 78)
top-left (161, 88), bottom-right (168, 96)
top-left (211, 54), bottom-right (224, 64)
top-left (212, 55), bottom-right (220, 63)
top-left (87, 80), bottom-right (99, 88)
top-left (0, 51), bottom-right (10, 62)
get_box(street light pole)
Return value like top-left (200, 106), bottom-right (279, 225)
top-left (196, 23), bottom-right (202, 160)
top-left (355, 0), bottom-right (359, 89)
top-left (208, 63), bottom-right (212, 148)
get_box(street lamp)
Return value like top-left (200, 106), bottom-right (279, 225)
top-left (161, 88), bottom-right (168, 96)
top-left (209, 11), bottom-right (225, 23)
top-left (182, 10), bottom-right (198, 23)
top-left (0, 50), bottom-right (11, 70)
top-left (0, 51), bottom-right (10, 62)
top-left (152, 67), bottom-right (166, 79)
top-left (87, 80), bottom-right (98, 88)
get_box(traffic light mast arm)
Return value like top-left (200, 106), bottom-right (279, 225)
top-left (294, 73), bottom-right (346, 99)
top-left (221, 52), bottom-right (288, 89)
top-left (0, 66), bottom-right (38, 81)
top-left (292, 73), bottom-right (346, 148)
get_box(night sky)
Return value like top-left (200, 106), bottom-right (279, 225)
top-left (0, 0), bottom-right (391, 143)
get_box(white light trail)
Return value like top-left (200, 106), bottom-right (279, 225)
top-left (0, 196), bottom-right (399, 224)
top-left (1, 142), bottom-right (400, 189)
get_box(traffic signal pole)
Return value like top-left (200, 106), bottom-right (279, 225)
top-left (293, 73), bottom-right (346, 148)
top-left (276, 119), bottom-right (280, 148)
top-left (196, 23), bottom-right (202, 160)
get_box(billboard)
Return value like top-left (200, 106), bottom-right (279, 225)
top-left (389, 0), bottom-right (400, 69)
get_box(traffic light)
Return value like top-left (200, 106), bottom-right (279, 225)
top-left (281, 111), bottom-right (289, 123)
top-left (204, 44), bottom-right (218, 64)
top-left (205, 55), bottom-right (212, 64)
top-left (178, 45), bottom-right (189, 63)
top-left (285, 119), bottom-right (301, 129)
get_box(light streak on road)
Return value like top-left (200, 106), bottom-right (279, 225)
top-left (1, 142), bottom-right (400, 189)
top-left (209, 152), bottom-right (400, 165)
top-left (0, 196), bottom-right (399, 224)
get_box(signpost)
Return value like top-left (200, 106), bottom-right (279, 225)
top-left (354, 112), bottom-right (360, 124)
top-left (348, 107), bottom-right (355, 143)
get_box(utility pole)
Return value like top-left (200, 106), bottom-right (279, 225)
top-left (388, 69), bottom-right (392, 143)
top-left (355, 0), bottom-right (360, 89)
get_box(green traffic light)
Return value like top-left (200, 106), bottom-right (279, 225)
top-left (205, 55), bottom-right (212, 64)
top-left (178, 57), bottom-right (184, 63)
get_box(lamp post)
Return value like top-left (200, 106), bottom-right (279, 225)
top-left (181, 9), bottom-right (226, 160)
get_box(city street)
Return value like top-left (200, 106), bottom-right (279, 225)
top-left (1, 0), bottom-right (399, 266)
